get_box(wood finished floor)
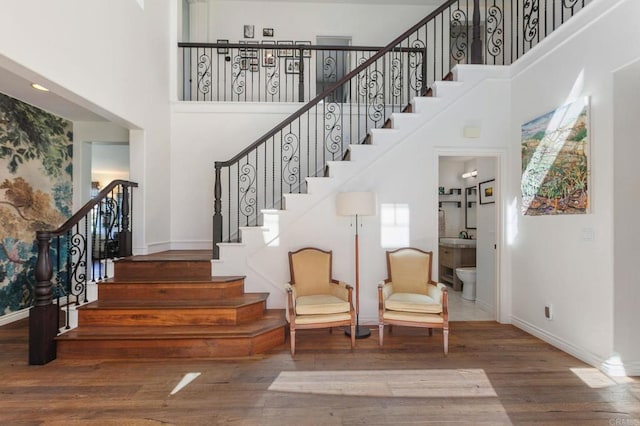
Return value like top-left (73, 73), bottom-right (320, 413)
top-left (1, 319), bottom-right (638, 425)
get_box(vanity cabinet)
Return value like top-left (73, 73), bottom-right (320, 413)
top-left (439, 244), bottom-right (476, 291)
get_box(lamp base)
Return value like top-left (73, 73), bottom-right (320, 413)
top-left (344, 325), bottom-right (371, 339)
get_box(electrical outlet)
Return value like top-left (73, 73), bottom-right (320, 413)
top-left (544, 305), bottom-right (553, 320)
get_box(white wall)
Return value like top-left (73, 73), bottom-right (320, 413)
top-left (613, 60), bottom-right (640, 374)
top-left (170, 102), bottom-right (300, 248)
top-left (509, 0), bottom-right (640, 372)
top-left (1, 1), bottom-right (175, 253)
top-left (194, 1), bottom-right (436, 46)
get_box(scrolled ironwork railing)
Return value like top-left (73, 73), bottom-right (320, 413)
top-left (29, 180), bottom-right (138, 365)
top-left (179, 43), bottom-right (421, 103)
top-left (211, 0), bottom-right (592, 257)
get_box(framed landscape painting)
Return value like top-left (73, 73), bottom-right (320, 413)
top-left (521, 97), bottom-right (590, 216)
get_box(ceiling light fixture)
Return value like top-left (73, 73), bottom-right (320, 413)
top-left (461, 170), bottom-right (478, 179)
top-left (31, 83), bottom-right (49, 92)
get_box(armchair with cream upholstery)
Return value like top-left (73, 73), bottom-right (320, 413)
top-left (378, 247), bottom-right (449, 354)
top-left (285, 247), bottom-right (356, 355)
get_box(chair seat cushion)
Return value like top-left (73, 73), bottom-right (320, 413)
top-left (385, 292), bottom-right (442, 314)
top-left (383, 310), bottom-right (444, 324)
top-left (296, 295), bottom-right (351, 315)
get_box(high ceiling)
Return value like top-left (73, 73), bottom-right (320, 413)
top-left (0, 59), bottom-right (107, 122)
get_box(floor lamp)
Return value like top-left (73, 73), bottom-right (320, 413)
top-left (336, 191), bottom-right (376, 339)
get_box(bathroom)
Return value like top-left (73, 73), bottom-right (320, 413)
top-left (438, 155), bottom-right (497, 320)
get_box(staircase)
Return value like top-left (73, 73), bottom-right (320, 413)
top-left (56, 250), bottom-right (287, 359)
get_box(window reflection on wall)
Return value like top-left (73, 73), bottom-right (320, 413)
top-left (380, 203), bottom-right (410, 248)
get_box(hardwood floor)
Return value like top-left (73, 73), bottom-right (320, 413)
top-left (1, 319), bottom-right (638, 425)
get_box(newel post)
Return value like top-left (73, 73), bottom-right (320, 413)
top-left (118, 184), bottom-right (133, 257)
top-left (471, 0), bottom-right (483, 64)
top-left (29, 231), bottom-right (58, 365)
top-left (213, 162), bottom-right (223, 259)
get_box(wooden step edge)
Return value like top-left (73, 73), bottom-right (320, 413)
top-left (57, 318), bottom-right (287, 340)
top-left (100, 276), bottom-right (246, 284)
top-left (79, 293), bottom-right (270, 309)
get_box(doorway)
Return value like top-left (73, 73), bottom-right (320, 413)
top-left (438, 155), bottom-right (498, 321)
top-left (315, 36), bottom-right (351, 102)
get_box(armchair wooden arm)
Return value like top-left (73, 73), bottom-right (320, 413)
top-left (328, 279), bottom-right (354, 303)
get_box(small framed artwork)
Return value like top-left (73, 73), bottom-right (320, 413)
top-left (250, 64), bottom-right (259, 72)
top-left (285, 58), bottom-right (300, 74)
top-left (239, 58), bottom-right (249, 71)
top-left (278, 41), bottom-right (293, 57)
top-left (216, 39), bottom-right (229, 54)
top-left (295, 41), bottom-right (312, 58)
top-left (262, 50), bottom-right (276, 67)
top-left (263, 28), bottom-right (274, 37)
top-left (479, 179), bottom-right (496, 205)
top-left (244, 25), bottom-right (255, 39)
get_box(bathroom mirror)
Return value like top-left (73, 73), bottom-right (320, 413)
top-left (465, 186), bottom-right (477, 229)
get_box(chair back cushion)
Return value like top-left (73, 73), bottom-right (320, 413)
top-left (289, 248), bottom-right (332, 297)
top-left (387, 248), bottom-right (432, 294)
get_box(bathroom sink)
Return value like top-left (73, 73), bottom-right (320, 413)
top-left (439, 238), bottom-right (476, 246)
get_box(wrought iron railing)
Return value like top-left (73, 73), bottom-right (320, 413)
top-left (179, 43), bottom-right (421, 103)
top-left (29, 180), bottom-right (138, 365)
top-left (210, 0), bottom-right (591, 258)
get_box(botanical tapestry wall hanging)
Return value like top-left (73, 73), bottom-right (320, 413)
top-left (521, 97), bottom-right (589, 216)
top-left (0, 93), bottom-right (73, 316)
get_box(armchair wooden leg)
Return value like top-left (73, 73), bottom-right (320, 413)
top-left (443, 327), bottom-right (449, 355)
top-left (290, 329), bottom-right (296, 355)
top-left (350, 324), bottom-right (356, 349)
top-left (378, 324), bottom-right (384, 346)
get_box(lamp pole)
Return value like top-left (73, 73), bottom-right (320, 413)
top-left (346, 213), bottom-right (371, 339)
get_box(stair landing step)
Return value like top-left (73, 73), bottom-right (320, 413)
top-left (117, 250), bottom-right (212, 262)
top-left (101, 275), bottom-right (244, 284)
top-left (59, 310), bottom-right (287, 340)
top-left (56, 311), bottom-right (287, 358)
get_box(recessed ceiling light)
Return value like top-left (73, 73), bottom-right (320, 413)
top-left (31, 83), bottom-right (49, 92)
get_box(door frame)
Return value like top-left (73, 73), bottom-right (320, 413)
top-left (436, 148), bottom-right (510, 324)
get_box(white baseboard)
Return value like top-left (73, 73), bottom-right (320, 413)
top-left (511, 316), bottom-right (640, 377)
top-left (146, 241), bottom-right (171, 253)
top-left (0, 308), bottom-right (30, 326)
top-left (474, 298), bottom-right (494, 314)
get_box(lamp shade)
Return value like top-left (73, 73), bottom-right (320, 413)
top-left (336, 192), bottom-right (377, 216)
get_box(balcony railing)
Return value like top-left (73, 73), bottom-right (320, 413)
top-left (179, 43), bottom-right (423, 103)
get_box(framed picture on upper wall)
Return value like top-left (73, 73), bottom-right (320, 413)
top-left (277, 41), bottom-right (293, 57)
top-left (216, 39), bottom-right (229, 54)
top-left (243, 25), bottom-right (255, 39)
top-left (479, 179), bottom-right (495, 205)
top-left (295, 41), bottom-right (312, 58)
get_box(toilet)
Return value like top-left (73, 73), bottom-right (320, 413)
top-left (455, 267), bottom-right (477, 301)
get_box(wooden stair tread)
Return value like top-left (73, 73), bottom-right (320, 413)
top-left (100, 275), bottom-right (245, 284)
top-left (115, 250), bottom-right (212, 262)
top-left (58, 311), bottom-right (286, 340)
top-left (80, 293), bottom-right (270, 309)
